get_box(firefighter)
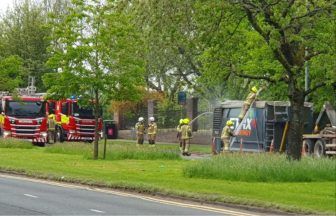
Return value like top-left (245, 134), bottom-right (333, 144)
top-left (238, 86), bottom-right (258, 123)
top-left (221, 120), bottom-right (234, 153)
top-left (176, 119), bottom-right (184, 152)
top-left (47, 114), bottom-right (56, 144)
top-left (135, 117), bottom-right (145, 146)
top-left (147, 117), bottom-right (157, 147)
top-left (181, 118), bottom-right (192, 156)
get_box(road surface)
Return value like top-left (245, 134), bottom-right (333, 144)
top-left (0, 174), bottom-right (264, 215)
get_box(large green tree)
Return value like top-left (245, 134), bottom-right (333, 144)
top-left (198, 0), bottom-right (336, 159)
top-left (0, 56), bottom-right (26, 91)
top-left (44, 0), bottom-right (144, 159)
top-left (133, 0), bottom-right (335, 160)
top-left (0, 1), bottom-right (52, 90)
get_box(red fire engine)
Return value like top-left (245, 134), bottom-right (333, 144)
top-left (0, 94), bottom-right (48, 146)
top-left (48, 98), bottom-right (102, 142)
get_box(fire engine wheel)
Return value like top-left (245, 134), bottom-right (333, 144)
top-left (56, 127), bottom-right (64, 143)
top-left (313, 139), bottom-right (325, 158)
top-left (302, 139), bottom-right (313, 156)
top-left (34, 142), bottom-right (45, 147)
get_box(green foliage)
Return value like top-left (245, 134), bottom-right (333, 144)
top-left (44, 0), bottom-right (145, 105)
top-left (0, 1), bottom-right (52, 91)
top-left (44, 0), bottom-right (146, 158)
top-left (0, 56), bottom-right (26, 91)
top-left (183, 154), bottom-right (336, 182)
top-left (0, 138), bottom-right (33, 149)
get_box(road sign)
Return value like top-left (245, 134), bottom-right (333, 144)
top-left (178, 91), bottom-right (186, 105)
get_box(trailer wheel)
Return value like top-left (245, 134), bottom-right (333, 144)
top-left (302, 139), bottom-right (313, 156)
top-left (56, 127), bottom-right (64, 143)
top-left (313, 139), bottom-right (325, 158)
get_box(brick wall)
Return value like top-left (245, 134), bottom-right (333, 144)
top-left (117, 129), bottom-right (212, 145)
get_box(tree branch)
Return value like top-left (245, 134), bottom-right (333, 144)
top-left (282, 0), bottom-right (295, 18)
top-left (304, 81), bottom-right (336, 96)
top-left (230, 64), bottom-right (274, 83)
top-left (304, 50), bottom-right (325, 61)
top-left (291, 8), bottom-right (323, 22)
top-left (243, 5), bottom-right (293, 74)
top-left (243, 6), bottom-right (269, 41)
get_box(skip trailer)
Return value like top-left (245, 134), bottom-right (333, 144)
top-left (212, 100), bottom-right (314, 154)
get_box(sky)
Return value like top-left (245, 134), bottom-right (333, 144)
top-left (0, 0), bottom-right (14, 14)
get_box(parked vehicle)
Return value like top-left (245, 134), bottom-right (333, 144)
top-left (0, 94), bottom-right (48, 146)
top-left (48, 98), bottom-right (102, 142)
top-left (212, 100), bottom-right (314, 154)
top-left (302, 102), bottom-right (336, 157)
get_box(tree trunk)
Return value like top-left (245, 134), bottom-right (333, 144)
top-left (287, 80), bottom-right (305, 160)
top-left (93, 89), bottom-right (99, 160)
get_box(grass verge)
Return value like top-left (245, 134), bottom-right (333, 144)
top-left (0, 141), bottom-right (334, 214)
top-left (44, 142), bottom-right (181, 160)
top-left (183, 153), bottom-right (336, 182)
top-left (0, 138), bottom-right (33, 149)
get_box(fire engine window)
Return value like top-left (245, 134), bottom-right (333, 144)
top-left (5, 101), bottom-right (46, 117)
top-left (61, 102), bottom-right (68, 115)
top-left (72, 102), bottom-right (95, 118)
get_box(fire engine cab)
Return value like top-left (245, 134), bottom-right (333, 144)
top-left (48, 98), bottom-right (102, 142)
top-left (0, 77), bottom-right (48, 146)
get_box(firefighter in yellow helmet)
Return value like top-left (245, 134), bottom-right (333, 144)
top-left (221, 120), bottom-right (234, 153)
top-left (180, 118), bottom-right (192, 156)
top-left (135, 117), bottom-right (145, 146)
top-left (238, 86), bottom-right (258, 123)
top-left (147, 116), bottom-right (157, 147)
top-left (176, 119), bottom-right (184, 152)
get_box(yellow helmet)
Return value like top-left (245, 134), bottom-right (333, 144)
top-left (179, 119), bottom-right (184, 124)
top-left (251, 86), bottom-right (258, 93)
top-left (183, 118), bottom-right (190, 124)
top-left (226, 120), bottom-right (233, 126)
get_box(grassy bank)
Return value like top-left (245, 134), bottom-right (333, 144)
top-left (0, 138), bottom-right (33, 149)
top-left (44, 142), bottom-right (181, 160)
top-left (0, 139), bottom-right (334, 214)
top-left (183, 154), bottom-right (336, 182)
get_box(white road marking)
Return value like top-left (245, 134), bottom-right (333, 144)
top-left (24, 193), bottom-right (38, 198)
top-left (90, 209), bottom-right (105, 213)
top-left (1, 174), bottom-right (260, 216)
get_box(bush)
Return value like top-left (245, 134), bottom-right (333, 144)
top-left (183, 153), bottom-right (336, 182)
top-left (0, 138), bottom-right (33, 149)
